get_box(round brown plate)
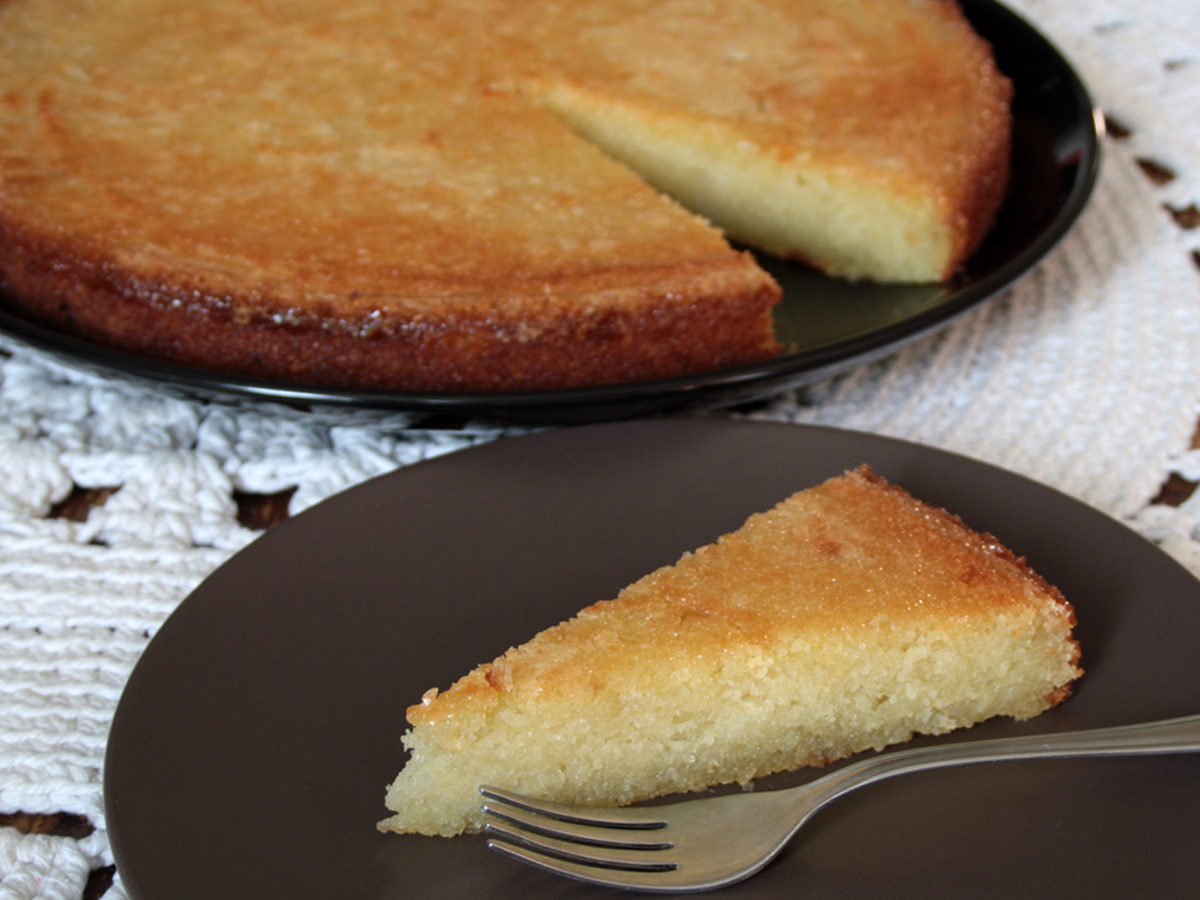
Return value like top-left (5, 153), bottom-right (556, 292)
top-left (0, 0), bottom-right (1099, 424)
top-left (105, 419), bottom-right (1200, 900)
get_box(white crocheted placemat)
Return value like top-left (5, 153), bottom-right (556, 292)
top-left (3, 1), bottom-right (1199, 897)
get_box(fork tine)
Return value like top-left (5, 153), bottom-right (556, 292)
top-left (479, 785), bottom-right (669, 829)
top-left (482, 801), bottom-right (674, 849)
top-left (485, 824), bottom-right (679, 873)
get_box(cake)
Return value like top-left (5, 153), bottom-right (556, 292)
top-left (0, 0), bottom-right (1011, 392)
top-left (379, 466), bottom-right (1081, 837)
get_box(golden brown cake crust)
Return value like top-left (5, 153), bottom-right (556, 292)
top-left (855, 466), bottom-right (1075, 623)
top-left (0, 215), bottom-right (779, 391)
top-left (409, 465), bottom-right (1079, 729)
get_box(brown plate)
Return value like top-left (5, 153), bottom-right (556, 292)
top-left (105, 419), bottom-right (1200, 899)
top-left (0, 0), bottom-right (1099, 424)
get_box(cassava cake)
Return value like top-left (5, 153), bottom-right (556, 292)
top-left (379, 466), bottom-right (1080, 836)
top-left (0, 0), bottom-right (1011, 392)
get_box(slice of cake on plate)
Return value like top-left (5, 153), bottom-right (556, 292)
top-left (379, 466), bottom-right (1080, 836)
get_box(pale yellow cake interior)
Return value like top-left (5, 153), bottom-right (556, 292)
top-left (536, 82), bottom-right (953, 283)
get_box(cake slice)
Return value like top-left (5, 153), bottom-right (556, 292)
top-left (380, 466), bottom-right (1080, 837)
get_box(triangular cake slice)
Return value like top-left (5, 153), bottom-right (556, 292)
top-left (380, 466), bottom-right (1081, 836)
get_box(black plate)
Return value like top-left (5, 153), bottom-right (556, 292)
top-left (0, 0), bottom-right (1099, 424)
top-left (105, 419), bottom-right (1200, 900)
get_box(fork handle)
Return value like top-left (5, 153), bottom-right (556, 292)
top-left (800, 712), bottom-right (1200, 812)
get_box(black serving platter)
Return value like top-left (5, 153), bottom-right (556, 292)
top-left (0, 0), bottom-right (1100, 423)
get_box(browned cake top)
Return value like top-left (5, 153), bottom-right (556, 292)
top-left (0, 0), bottom-right (1008, 304)
top-left (0, 0), bottom-right (751, 316)
top-left (410, 466), bottom-right (1076, 727)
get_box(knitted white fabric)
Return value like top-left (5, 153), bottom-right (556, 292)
top-left (0, 829), bottom-right (106, 900)
top-left (1, 1), bottom-right (1199, 896)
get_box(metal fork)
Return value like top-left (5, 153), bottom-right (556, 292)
top-left (481, 712), bottom-right (1200, 893)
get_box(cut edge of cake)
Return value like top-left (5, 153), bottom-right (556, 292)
top-left (533, 72), bottom-right (1013, 284)
top-left (534, 81), bottom-right (964, 283)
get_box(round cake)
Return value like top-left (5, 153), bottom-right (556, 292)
top-left (0, 0), bottom-right (1011, 392)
